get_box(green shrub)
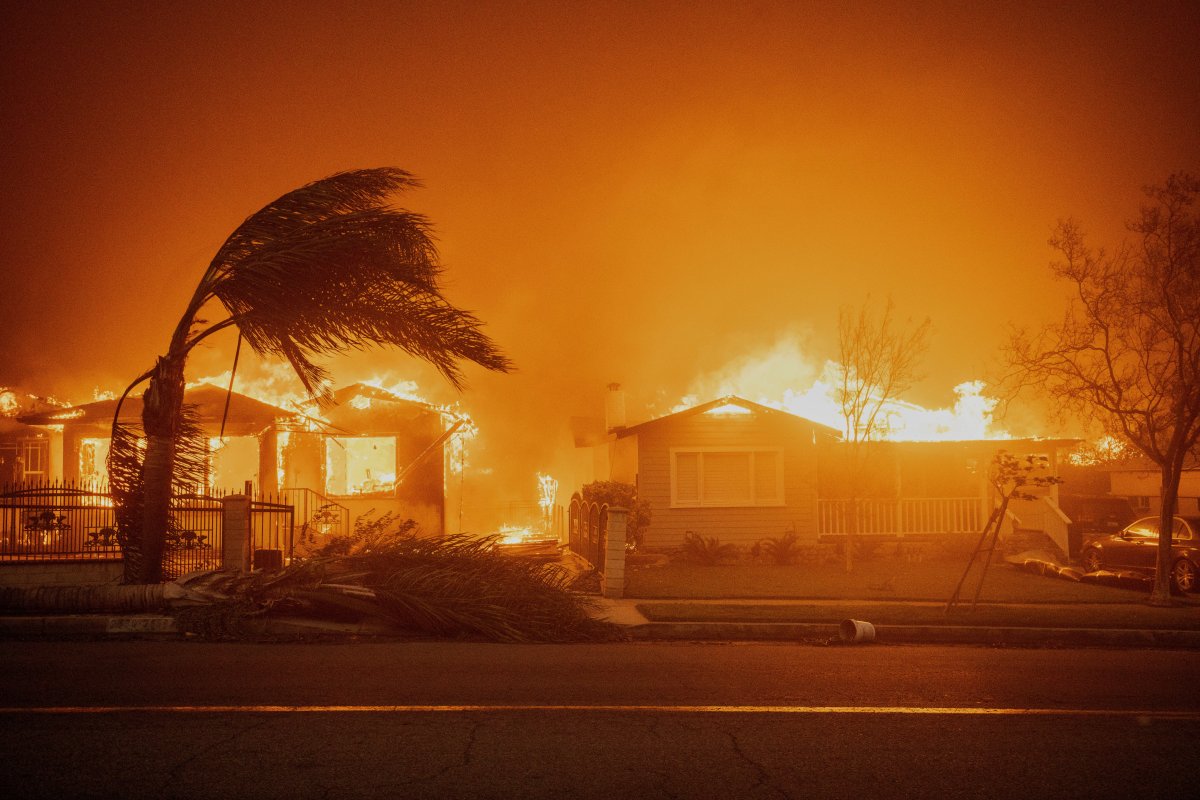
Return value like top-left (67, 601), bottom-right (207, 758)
top-left (681, 531), bottom-right (739, 565)
top-left (580, 480), bottom-right (652, 550)
top-left (757, 532), bottom-right (802, 565)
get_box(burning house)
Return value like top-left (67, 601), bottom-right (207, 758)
top-left (1, 389), bottom-right (68, 486)
top-left (279, 382), bottom-right (464, 535)
top-left (577, 388), bottom-right (1079, 555)
top-left (15, 384), bottom-right (295, 491)
top-left (593, 395), bottom-right (839, 550)
top-left (11, 381), bottom-right (465, 536)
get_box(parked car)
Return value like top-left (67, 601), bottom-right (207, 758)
top-left (1058, 495), bottom-right (1137, 558)
top-left (1080, 515), bottom-right (1200, 594)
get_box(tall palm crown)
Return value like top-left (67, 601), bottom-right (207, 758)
top-left (111, 168), bottom-right (511, 583)
top-left (185, 167), bottom-right (510, 396)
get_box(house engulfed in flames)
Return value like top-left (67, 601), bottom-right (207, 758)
top-left (573, 386), bottom-right (1079, 556)
top-left (13, 382), bottom-right (463, 536)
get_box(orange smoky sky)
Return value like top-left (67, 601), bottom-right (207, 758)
top-left (1, 1), bottom-right (1198, 503)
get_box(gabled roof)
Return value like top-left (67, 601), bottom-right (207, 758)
top-left (17, 384), bottom-right (293, 428)
top-left (328, 382), bottom-right (439, 414)
top-left (319, 382), bottom-right (447, 434)
top-left (614, 396), bottom-right (841, 439)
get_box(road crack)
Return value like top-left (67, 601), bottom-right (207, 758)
top-left (159, 714), bottom-right (272, 797)
top-left (721, 721), bottom-right (790, 800)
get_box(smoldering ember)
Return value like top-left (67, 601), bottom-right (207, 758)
top-left (1, 4), bottom-right (1199, 799)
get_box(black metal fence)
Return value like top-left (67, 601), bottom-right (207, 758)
top-left (1, 481), bottom-right (305, 577)
top-left (568, 494), bottom-right (607, 570)
top-left (162, 492), bottom-right (224, 579)
top-left (250, 496), bottom-right (296, 566)
top-left (281, 487), bottom-right (351, 542)
top-left (0, 483), bottom-right (120, 561)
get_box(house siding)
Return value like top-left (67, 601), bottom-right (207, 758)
top-left (609, 436), bottom-right (638, 484)
top-left (633, 411), bottom-right (821, 549)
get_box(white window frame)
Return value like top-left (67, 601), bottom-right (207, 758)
top-left (669, 447), bottom-right (784, 508)
top-left (19, 437), bottom-right (49, 481)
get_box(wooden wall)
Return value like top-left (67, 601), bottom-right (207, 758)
top-left (631, 410), bottom-right (822, 549)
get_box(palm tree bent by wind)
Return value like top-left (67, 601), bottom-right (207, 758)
top-left (110, 168), bottom-right (512, 583)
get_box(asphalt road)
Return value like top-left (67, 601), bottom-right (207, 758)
top-left (2, 641), bottom-right (1198, 799)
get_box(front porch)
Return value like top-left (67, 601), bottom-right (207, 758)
top-left (816, 497), bottom-right (987, 541)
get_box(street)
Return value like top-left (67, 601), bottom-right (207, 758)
top-left (2, 641), bottom-right (1198, 799)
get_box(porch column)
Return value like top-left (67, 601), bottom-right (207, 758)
top-left (221, 494), bottom-right (251, 571)
top-left (602, 506), bottom-right (628, 598)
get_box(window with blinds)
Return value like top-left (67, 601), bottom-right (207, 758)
top-left (670, 448), bottom-right (783, 507)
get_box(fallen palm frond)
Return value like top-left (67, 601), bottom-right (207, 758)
top-left (171, 519), bottom-right (625, 642)
top-left (1, 514), bottom-right (625, 642)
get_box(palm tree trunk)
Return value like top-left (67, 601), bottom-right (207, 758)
top-left (0, 583), bottom-right (167, 613)
top-left (131, 356), bottom-right (186, 584)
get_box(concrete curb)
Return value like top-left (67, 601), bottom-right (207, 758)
top-left (628, 621), bottom-right (1200, 648)
top-left (0, 614), bottom-right (411, 639)
top-left (0, 614), bottom-right (179, 637)
top-left (4, 613), bottom-right (1198, 648)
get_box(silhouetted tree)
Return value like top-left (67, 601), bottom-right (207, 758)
top-left (946, 451), bottom-right (1062, 613)
top-left (1009, 173), bottom-right (1200, 605)
top-left (836, 297), bottom-right (930, 572)
top-left (111, 168), bottom-right (512, 583)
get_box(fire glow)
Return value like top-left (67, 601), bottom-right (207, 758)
top-left (674, 338), bottom-right (1009, 442)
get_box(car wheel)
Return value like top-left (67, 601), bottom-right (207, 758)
top-left (1171, 559), bottom-right (1197, 595)
top-left (1082, 548), bottom-right (1103, 573)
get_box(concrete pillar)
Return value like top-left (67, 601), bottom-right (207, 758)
top-left (602, 506), bottom-right (628, 598)
top-left (221, 494), bottom-right (252, 571)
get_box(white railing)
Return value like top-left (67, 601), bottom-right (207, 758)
top-left (1008, 495), bottom-right (1070, 555)
top-left (818, 497), bottom-right (985, 537)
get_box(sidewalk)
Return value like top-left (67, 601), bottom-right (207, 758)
top-left (590, 597), bottom-right (1200, 648)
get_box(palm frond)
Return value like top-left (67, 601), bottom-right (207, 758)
top-left (169, 404), bottom-right (211, 495)
top-left (108, 420), bottom-right (146, 572)
top-left (205, 168), bottom-right (426, 287)
top-left (196, 169), bottom-right (511, 397)
top-left (109, 402), bottom-right (211, 582)
top-left (229, 521), bottom-right (625, 642)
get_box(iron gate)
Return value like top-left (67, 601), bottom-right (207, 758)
top-left (568, 494), bottom-right (607, 571)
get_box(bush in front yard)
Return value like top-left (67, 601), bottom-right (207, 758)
top-left (754, 532), bottom-right (803, 565)
top-left (681, 532), bottom-right (739, 565)
top-left (580, 480), bottom-right (652, 550)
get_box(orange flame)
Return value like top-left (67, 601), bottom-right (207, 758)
top-left (672, 337), bottom-right (1009, 441)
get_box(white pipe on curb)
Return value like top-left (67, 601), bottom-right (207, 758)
top-left (840, 619), bottom-right (876, 643)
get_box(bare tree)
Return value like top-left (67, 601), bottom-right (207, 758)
top-left (1009, 173), bottom-right (1200, 605)
top-left (946, 451), bottom-right (1061, 613)
top-left (836, 297), bottom-right (931, 572)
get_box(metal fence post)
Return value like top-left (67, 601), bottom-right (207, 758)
top-left (602, 506), bottom-right (628, 598)
top-left (221, 494), bottom-right (251, 571)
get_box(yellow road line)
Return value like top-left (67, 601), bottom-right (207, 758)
top-left (2, 705), bottom-right (1199, 718)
